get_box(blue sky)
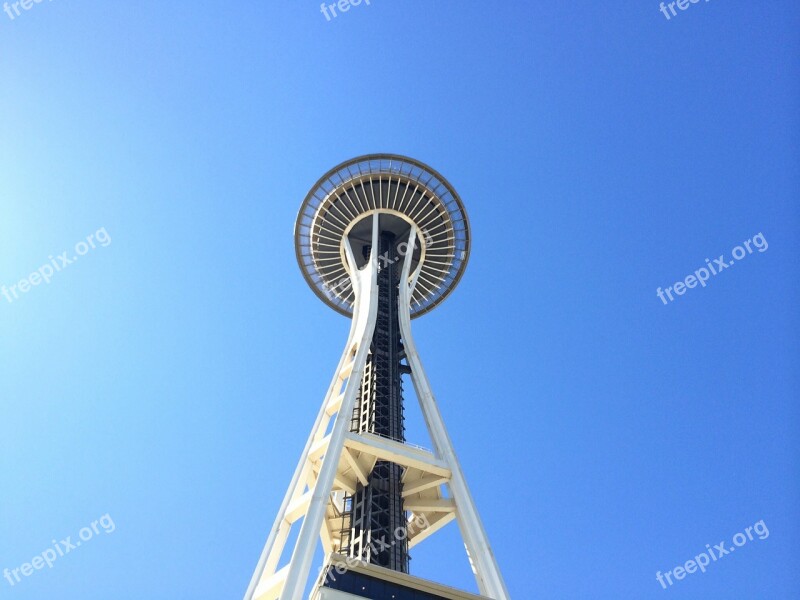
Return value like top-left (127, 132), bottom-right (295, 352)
top-left (0, 1), bottom-right (798, 598)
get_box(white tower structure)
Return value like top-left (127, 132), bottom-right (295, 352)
top-left (245, 155), bottom-right (510, 600)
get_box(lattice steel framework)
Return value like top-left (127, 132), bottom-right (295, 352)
top-left (244, 155), bottom-right (510, 600)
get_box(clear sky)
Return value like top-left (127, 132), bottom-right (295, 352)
top-left (0, 1), bottom-right (798, 599)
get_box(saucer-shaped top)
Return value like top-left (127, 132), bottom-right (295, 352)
top-left (294, 154), bottom-right (470, 318)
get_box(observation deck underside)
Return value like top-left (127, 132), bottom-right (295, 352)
top-left (295, 155), bottom-right (470, 318)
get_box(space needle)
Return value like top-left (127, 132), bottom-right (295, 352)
top-left (245, 154), bottom-right (510, 600)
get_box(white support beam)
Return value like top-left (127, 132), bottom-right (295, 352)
top-left (338, 361), bottom-right (355, 381)
top-left (341, 447), bottom-right (369, 486)
top-left (343, 432), bottom-right (451, 478)
top-left (285, 492), bottom-right (311, 525)
top-left (277, 214), bottom-right (382, 600)
top-left (308, 458), bottom-right (358, 496)
top-left (325, 391), bottom-right (345, 417)
top-left (308, 435), bottom-right (331, 463)
top-left (408, 512), bottom-right (457, 549)
top-left (262, 524), bottom-right (290, 581)
top-left (402, 474), bottom-right (449, 497)
top-left (319, 510), bottom-right (334, 556)
top-left (397, 227), bottom-right (511, 600)
top-left (403, 498), bottom-right (456, 513)
top-left (332, 472), bottom-right (357, 495)
top-left (253, 565), bottom-right (289, 600)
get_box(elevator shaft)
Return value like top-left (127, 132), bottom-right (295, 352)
top-left (341, 231), bottom-right (408, 573)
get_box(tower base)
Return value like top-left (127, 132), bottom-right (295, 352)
top-left (313, 554), bottom-right (489, 600)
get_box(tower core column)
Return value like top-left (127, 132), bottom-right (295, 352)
top-left (342, 230), bottom-right (409, 572)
